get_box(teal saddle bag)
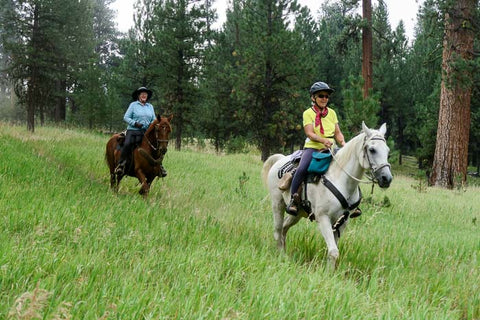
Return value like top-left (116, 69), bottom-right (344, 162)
top-left (307, 151), bottom-right (332, 175)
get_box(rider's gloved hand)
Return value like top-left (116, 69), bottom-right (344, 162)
top-left (134, 122), bottom-right (143, 129)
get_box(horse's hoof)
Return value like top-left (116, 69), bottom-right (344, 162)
top-left (327, 258), bottom-right (337, 272)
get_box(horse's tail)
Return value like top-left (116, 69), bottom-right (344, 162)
top-left (105, 134), bottom-right (121, 171)
top-left (261, 154), bottom-right (284, 186)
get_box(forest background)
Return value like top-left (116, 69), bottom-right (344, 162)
top-left (0, 0), bottom-right (479, 183)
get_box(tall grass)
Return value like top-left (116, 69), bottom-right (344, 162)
top-left (0, 124), bottom-right (478, 319)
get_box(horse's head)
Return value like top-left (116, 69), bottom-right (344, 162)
top-left (360, 122), bottom-right (393, 188)
top-left (145, 114), bottom-right (173, 155)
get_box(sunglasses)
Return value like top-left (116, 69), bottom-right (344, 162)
top-left (316, 94), bottom-right (329, 99)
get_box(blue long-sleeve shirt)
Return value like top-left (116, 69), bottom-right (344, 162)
top-left (123, 101), bottom-right (155, 130)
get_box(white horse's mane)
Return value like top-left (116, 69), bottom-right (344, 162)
top-left (332, 131), bottom-right (366, 169)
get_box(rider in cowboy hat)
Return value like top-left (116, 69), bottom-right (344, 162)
top-left (115, 87), bottom-right (165, 176)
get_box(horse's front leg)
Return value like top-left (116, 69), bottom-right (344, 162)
top-left (113, 173), bottom-right (123, 193)
top-left (282, 214), bottom-right (301, 250)
top-left (136, 170), bottom-right (150, 196)
top-left (110, 173), bottom-right (116, 190)
top-left (316, 215), bottom-right (339, 271)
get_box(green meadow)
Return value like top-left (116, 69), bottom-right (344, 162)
top-left (0, 124), bottom-right (479, 319)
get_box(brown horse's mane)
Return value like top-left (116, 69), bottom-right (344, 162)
top-left (158, 115), bottom-right (172, 131)
top-left (144, 115), bottom-right (160, 138)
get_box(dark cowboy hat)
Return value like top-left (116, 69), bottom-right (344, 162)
top-left (132, 87), bottom-right (153, 101)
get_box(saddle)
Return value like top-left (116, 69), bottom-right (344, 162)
top-left (115, 131), bottom-right (126, 149)
top-left (277, 149), bottom-right (331, 190)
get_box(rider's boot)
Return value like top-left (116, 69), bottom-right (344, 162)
top-left (159, 165), bottom-right (167, 177)
top-left (286, 193), bottom-right (300, 216)
top-left (115, 159), bottom-right (126, 175)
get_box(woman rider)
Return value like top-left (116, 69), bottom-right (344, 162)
top-left (115, 87), bottom-right (156, 175)
top-left (287, 81), bottom-right (346, 215)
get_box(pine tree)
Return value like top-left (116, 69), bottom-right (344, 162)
top-left (372, 0), bottom-right (411, 163)
top-left (429, 0), bottom-right (477, 188)
top-left (404, 0), bottom-right (444, 168)
top-left (223, 0), bottom-right (315, 160)
top-left (0, 0), bottom-right (115, 131)
top-left (129, 0), bottom-right (215, 150)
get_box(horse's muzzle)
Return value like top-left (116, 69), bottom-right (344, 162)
top-left (376, 167), bottom-right (393, 188)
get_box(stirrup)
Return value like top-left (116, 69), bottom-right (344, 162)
top-left (350, 207), bottom-right (362, 218)
top-left (115, 162), bottom-right (125, 175)
top-left (286, 202), bottom-right (298, 216)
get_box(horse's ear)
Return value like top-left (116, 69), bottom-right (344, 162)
top-left (167, 114), bottom-right (173, 122)
top-left (379, 123), bottom-right (387, 135)
top-left (156, 113), bottom-right (161, 121)
top-left (362, 121), bottom-right (371, 136)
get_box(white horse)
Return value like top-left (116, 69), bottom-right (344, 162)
top-left (261, 122), bottom-right (393, 270)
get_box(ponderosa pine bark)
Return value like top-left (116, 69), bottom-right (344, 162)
top-left (362, 0), bottom-right (373, 98)
top-left (429, 0), bottom-right (475, 188)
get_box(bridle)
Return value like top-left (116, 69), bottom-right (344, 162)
top-left (329, 134), bottom-right (391, 185)
top-left (146, 122), bottom-right (170, 155)
top-left (363, 135), bottom-right (391, 182)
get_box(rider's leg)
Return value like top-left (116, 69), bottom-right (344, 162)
top-left (115, 130), bottom-right (134, 174)
top-left (287, 148), bottom-right (315, 215)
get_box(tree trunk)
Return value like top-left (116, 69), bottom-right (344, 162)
top-left (362, 0), bottom-right (373, 98)
top-left (55, 79), bottom-right (66, 122)
top-left (260, 1), bottom-right (274, 162)
top-left (27, 80), bottom-right (36, 132)
top-left (429, 0), bottom-right (475, 188)
top-left (175, 124), bottom-right (182, 151)
top-left (260, 137), bottom-right (270, 162)
top-left (27, 4), bottom-right (42, 132)
top-left (174, 49), bottom-right (185, 151)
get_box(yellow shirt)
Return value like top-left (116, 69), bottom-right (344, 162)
top-left (303, 107), bottom-right (338, 149)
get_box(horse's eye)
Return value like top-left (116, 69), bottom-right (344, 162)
top-left (369, 147), bottom-right (376, 154)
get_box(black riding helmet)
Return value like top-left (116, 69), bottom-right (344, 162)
top-left (309, 82), bottom-right (334, 96)
top-left (132, 87), bottom-right (153, 101)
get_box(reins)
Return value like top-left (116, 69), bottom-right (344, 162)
top-left (328, 147), bottom-right (373, 185)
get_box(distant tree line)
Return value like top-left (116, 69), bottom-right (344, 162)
top-left (0, 0), bottom-right (479, 187)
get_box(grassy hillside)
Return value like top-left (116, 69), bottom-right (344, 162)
top-left (0, 124), bottom-right (479, 319)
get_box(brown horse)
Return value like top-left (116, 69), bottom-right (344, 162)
top-left (105, 114), bottom-right (173, 196)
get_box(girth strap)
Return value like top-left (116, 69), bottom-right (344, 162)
top-left (321, 176), bottom-right (362, 210)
